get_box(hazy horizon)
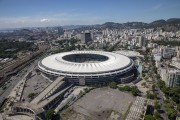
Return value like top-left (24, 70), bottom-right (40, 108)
top-left (0, 0), bottom-right (180, 29)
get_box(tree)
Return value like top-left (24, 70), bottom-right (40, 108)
top-left (152, 84), bottom-right (155, 92)
top-left (123, 85), bottom-right (131, 91)
top-left (172, 95), bottom-right (179, 104)
top-left (177, 104), bottom-right (180, 111)
top-left (146, 91), bottom-right (154, 99)
top-left (144, 76), bottom-right (148, 81)
top-left (142, 73), bottom-right (145, 78)
top-left (156, 74), bottom-right (161, 79)
top-left (45, 109), bottom-right (55, 120)
top-left (146, 91), bottom-right (150, 99)
top-left (131, 86), bottom-right (140, 96)
top-left (166, 108), bottom-right (176, 120)
top-left (141, 82), bottom-right (146, 86)
top-left (84, 88), bottom-right (88, 93)
top-left (154, 99), bottom-right (161, 110)
top-left (118, 85), bottom-right (140, 96)
top-left (164, 100), bottom-right (177, 120)
top-left (144, 55), bottom-right (148, 63)
top-left (152, 40), bottom-right (180, 46)
top-left (161, 86), bottom-right (180, 104)
top-left (109, 81), bottom-right (117, 89)
top-left (157, 80), bottom-right (165, 89)
top-left (154, 111), bottom-right (162, 120)
top-left (144, 115), bottom-right (156, 120)
top-left (153, 93), bottom-right (158, 99)
top-left (79, 90), bottom-right (84, 95)
top-left (28, 93), bottom-right (36, 99)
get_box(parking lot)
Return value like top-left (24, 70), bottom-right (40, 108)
top-left (22, 72), bottom-right (51, 102)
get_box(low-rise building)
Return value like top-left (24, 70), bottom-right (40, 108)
top-left (162, 47), bottom-right (176, 59)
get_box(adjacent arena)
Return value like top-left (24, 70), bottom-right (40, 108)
top-left (38, 51), bottom-right (136, 85)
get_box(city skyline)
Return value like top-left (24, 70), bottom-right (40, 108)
top-left (0, 0), bottom-right (180, 29)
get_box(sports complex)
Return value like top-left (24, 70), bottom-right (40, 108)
top-left (7, 51), bottom-right (138, 120)
top-left (38, 51), bottom-right (136, 85)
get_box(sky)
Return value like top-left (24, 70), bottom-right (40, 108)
top-left (0, 0), bottom-right (180, 29)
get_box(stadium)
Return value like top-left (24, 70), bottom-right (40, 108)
top-left (38, 51), bottom-right (136, 85)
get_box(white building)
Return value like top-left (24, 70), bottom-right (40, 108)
top-left (166, 69), bottom-right (180, 87)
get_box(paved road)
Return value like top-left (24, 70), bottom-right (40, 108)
top-left (0, 50), bottom-right (50, 104)
top-left (0, 59), bottom-right (38, 103)
top-left (149, 54), bottom-right (169, 120)
top-left (155, 81), bottom-right (169, 120)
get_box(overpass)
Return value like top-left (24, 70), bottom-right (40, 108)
top-left (31, 77), bottom-right (65, 104)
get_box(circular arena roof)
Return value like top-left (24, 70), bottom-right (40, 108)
top-left (39, 51), bottom-right (133, 74)
top-left (114, 50), bottom-right (143, 58)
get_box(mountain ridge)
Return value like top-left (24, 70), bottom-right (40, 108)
top-left (65, 18), bottom-right (180, 32)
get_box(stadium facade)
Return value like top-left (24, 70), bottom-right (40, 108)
top-left (38, 51), bottom-right (137, 85)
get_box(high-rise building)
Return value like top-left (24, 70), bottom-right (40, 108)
top-left (176, 46), bottom-right (180, 58)
top-left (57, 27), bottom-right (64, 37)
top-left (166, 69), bottom-right (180, 87)
top-left (137, 36), bottom-right (145, 47)
top-left (81, 32), bottom-right (92, 44)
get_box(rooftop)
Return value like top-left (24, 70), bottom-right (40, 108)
top-left (40, 51), bottom-right (132, 73)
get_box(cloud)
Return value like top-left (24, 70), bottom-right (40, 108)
top-left (0, 11), bottom-right (104, 29)
top-left (40, 18), bottom-right (50, 22)
top-left (152, 4), bottom-right (162, 11)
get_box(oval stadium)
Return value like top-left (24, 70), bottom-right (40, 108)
top-left (38, 51), bottom-right (137, 85)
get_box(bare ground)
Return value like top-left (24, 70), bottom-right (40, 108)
top-left (61, 87), bottom-right (135, 120)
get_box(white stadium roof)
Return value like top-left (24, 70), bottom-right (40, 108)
top-left (40, 51), bottom-right (132, 74)
top-left (114, 50), bottom-right (144, 58)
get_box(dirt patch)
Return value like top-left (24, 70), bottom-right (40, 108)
top-left (61, 87), bottom-right (135, 120)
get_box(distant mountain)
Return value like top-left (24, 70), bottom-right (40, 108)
top-left (98, 18), bottom-right (180, 31)
top-left (150, 18), bottom-right (180, 26)
top-left (62, 25), bottom-right (90, 30)
top-left (100, 22), bottom-right (150, 29)
top-left (8, 18), bottom-right (178, 32)
top-left (1, 17), bottom-right (179, 33)
top-left (101, 22), bottom-right (122, 29)
top-left (166, 18), bottom-right (180, 24)
top-left (122, 22), bottom-right (149, 28)
top-left (149, 18), bottom-right (180, 32)
top-left (58, 18), bottom-right (180, 32)
top-left (150, 19), bottom-right (166, 27)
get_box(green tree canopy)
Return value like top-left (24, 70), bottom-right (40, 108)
top-left (144, 115), bottom-right (156, 120)
top-left (45, 109), bottom-right (55, 120)
top-left (109, 81), bottom-right (117, 89)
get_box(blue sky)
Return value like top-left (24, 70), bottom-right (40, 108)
top-left (0, 0), bottom-right (180, 29)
